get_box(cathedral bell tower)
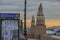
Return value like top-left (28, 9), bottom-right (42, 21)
top-left (27, 3), bottom-right (46, 38)
top-left (36, 3), bottom-right (46, 34)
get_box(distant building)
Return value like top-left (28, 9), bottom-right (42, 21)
top-left (46, 26), bottom-right (60, 36)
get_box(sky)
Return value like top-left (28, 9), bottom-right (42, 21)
top-left (0, 0), bottom-right (60, 27)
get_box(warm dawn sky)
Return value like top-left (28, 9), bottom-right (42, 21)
top-left (0, 0), bottom-right (60, 28)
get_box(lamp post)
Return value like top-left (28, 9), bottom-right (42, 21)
top-left (24, 0), bottom-right (27, 40)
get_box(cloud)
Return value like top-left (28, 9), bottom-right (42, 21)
top-left (0, 5), bottom-right (20, 9)
top-left (27, 0), bottom-right (60, 19)
top-left (45, 19), bottom-right (60, 27)
top-left (40, 1), bottom-right (60, 19)
top-left (0, 0), bottom-right (60, 20)
top-left (0, 0), bottom-right (23, 5)
top-left (31, 0), bottom-right (60, 2)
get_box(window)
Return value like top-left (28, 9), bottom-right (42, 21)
top-left (5, 31), bottom-right (8, 35)
top-left (31, 34), bottom-right (34, 38)
top-left (2, 37), bottom-right (4, 40)
top-left (38, 35), bottom-right (41, 39)
top-left (5, 38), bottom-right (8, 40)
top-left (37, 23), bottom-right (44, 26)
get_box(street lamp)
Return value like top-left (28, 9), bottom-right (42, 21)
top-left (24, 0), bottom-right (27, 40)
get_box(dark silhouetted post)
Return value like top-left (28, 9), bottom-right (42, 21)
top-left (24, 0), bottom-right (27, 40)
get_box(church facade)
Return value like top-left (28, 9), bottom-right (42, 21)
top-left (27, 3), bottom-right (46, 39)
